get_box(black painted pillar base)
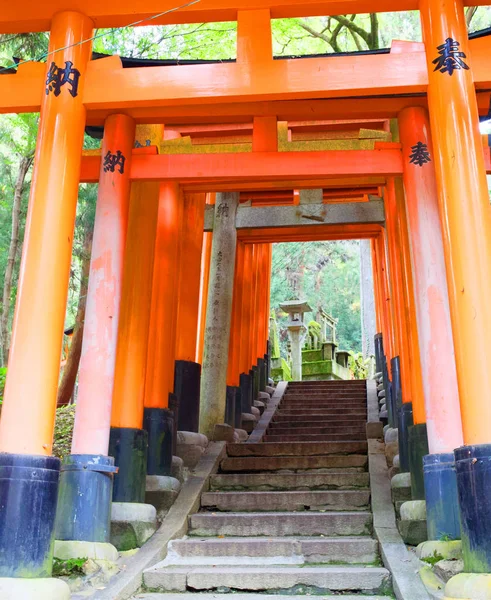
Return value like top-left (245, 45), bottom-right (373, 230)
top-left (143, 407), bottom-right (174, 477)
top-left (382, 355), bottom-right (394, 427)
top-left (391, 356), bottom-right (402, 414)
top-left (398, 402), bottom-right (413, 473)
top-left (234, 387), bottom-right (242, 429)
top-left (240, 373), bottom-right (252, 413)
top-left (109, 427), bottom-right (148, 503)
top-left (423, 453), bottom-right (461, 541)
top-left (168, 392), bottom-right (179, 456)
top-left (175, 360), bottom-right (201, 433)
top-left (408, 422), bottom-right (429, 500)
top-left (0, 453), bottom-right (60, 577)
top-left (251, 366), bottom-right (259, 400)
top-left (374, 333), bottom-right (383, 374)
top-left (55, 454), bottom-right (117, 544)
top-left (455, 444), bottom-right (491, 571)
top-left (258, 358), bottom-right (266, 392)
top-left (225, 386), bottom-right (236, 427)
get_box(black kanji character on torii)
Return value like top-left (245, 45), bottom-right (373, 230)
top-left (433, 38), bottom-right (469, 76)
top-left (46, 61), bottom-right (81, 97)
top-left (103, 150), bottom-right (126, 174)
top-left (409, 142), bottom-right (431, 167)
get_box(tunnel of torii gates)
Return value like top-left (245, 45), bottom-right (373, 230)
top-left (3, 0), bottom-right (491, 593)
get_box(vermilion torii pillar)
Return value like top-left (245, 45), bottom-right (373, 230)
top-left (199, 192), bottom-right (239, 438)
top-left (399, 105), bottom-right (463, 541)
top-left (55, 114), bottom-right (135, 549)
top-left (421, 0), bottom-right (491, 579)
top-left (174, 193), bottom-right (206, 434)
top-left (239, 243), bottom-right (255, 417)
top-left (109, 181), bottom-right (159, 503)
top-left (0, 11), bottom-right (93, 585)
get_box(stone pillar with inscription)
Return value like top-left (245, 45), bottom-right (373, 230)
top-left (199, 193), bottom-right (239, 438)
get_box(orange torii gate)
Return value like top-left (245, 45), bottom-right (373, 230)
top-left (0, 2), bottom-right (490, 599)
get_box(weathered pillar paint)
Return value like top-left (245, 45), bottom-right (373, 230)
top-left (0, 11), bottom-right (93, 580)
top-left (0, 11), bottom-right (93, 455)
top-left (109, 182), bottom-right (159, 502)
top-left (399, 106), bottom-right (463, 455)
top-left (199, 192), bottom-right (239, 437)
top-left (143, 181), bottom-right (182, 475)
top-left (144, 182), bottom-right (182, 410)
top-left (55, 114), bottom-right (135, 546)
top-left (72, 114), bottom-right (135, 456)
top-left (421, 0), bottom-right (491, 570)
top-left (196, 194), bottom-right (215, 365)
top-left (239, 243), bottom-right (254, 375)
top-left (175, 193), bottom-right (206, 363)
top-left (227, 241), bottom-right (246, 388)
top-left (174, 193), bottom-right (206, 433)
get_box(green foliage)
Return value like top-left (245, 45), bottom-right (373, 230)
top-left (270, 241), bottom-right (362, 355)
top-left (52, 404), bottom-right (76, 462)
top-left (0, 366), bottom-right (6, 404)
top-left (421, 551), bottom-right (444, 566)
top-left (348, 351), bottom-right (371, 380)
top-left (52, 557), bottom-right (87, 577)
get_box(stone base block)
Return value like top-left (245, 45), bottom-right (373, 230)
top-left (0, 578), bottom-right (70, 600)
top-left (251, 406), bottom-right (261, 419)
top-left (110, 502), bottom-right (157, 551)
top-left (383, 424), bottom-right (390, 435)
top-left (388, 466), bottom-right (400, 480)
top-left (391, 472), bottom-right (412, 502)
top-left (380, 410), bottom-right (388, 420)
top-left (176, 431), bottom-right (208, 447)
top-left (176, 444), bottom-right (206, 469)
top-left (417, 540), bottom-right (462, 561)
top-left (265, 386), bottom-right (275, 395)
top-left (385, 428), bottom-right (399, 443)
top-left (366, 421), bottom-right (383, 440)
top-left (146, 475), bottom-right (182, 519)
top-left (398, 518), bottom-right (428, 546)
top-left (212, 423), bottom-right (236, 442)
top-left (445, 573), bottom-right (491, 599)
top-left (172, 456), bottom-right (184, 482)
top-left (254, 400), bottom-right (265, 414)
top-left (393, 454), bottom-right (400, 469)
top-left (54, 540), bottom-right (119, 562)
top-left (241, 413), bottom-right (256, 433)
top-left (258, 391), bottom-right (271, 402)
top-left (435, 559), bottom-right (464, 583)
top-left (235, 428), bottom-right (249, 442)
top-left (401, 500), bottom-right (427, 521)
top-left (268, 378), bottom-right (274, 386)
top-left (385, 441), bottom-right (399, 467)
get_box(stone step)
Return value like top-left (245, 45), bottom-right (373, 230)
top-left (201, 490), bottom-right (371, 512)
top-left (189, 511), bottom-right (372, 537)
top-left (227, 441), bottom-right (368, 457)
top-left (268, 421), bottom-right (366, 431)
top-left (272, 415), bottom-right (367, 424)
top-left (281, 398), bottom-right (367, 405)
top-left (221, 454), bottom-right (368, 472)
top-left (165, 536), bottom-right (378, 564)
top-left (284, 393), bottom-right (367, 398)
top-left (134, 594), bottom-right (389, 600)
top-left (267, 425), bottom-right (366, 435)
top-left (264, 433), bottom-right (367, 443)
top-left (143, 565), bottom-right (390, 593)
top-left (277, 408), bottom-right (367, 416)
top-left (210, 471), bottom-right (370, 491)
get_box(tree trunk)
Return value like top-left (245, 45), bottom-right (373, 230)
top-left (1, 155), bottom-right (32, 364)
top-left (56, 227), bottom-right (93, 406)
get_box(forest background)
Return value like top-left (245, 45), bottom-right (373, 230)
top-left (0, 7), bottom-right (489, 402)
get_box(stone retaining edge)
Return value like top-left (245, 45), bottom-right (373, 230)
top-left (368, 440), bottom-right (431, 600)
top-left (246, 381), bottom-right (288, 443)
top-left (92, 441), bottom-right (227, 600)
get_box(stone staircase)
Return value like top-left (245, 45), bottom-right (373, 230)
top-left (135, 380), bottom-right (392, 599)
